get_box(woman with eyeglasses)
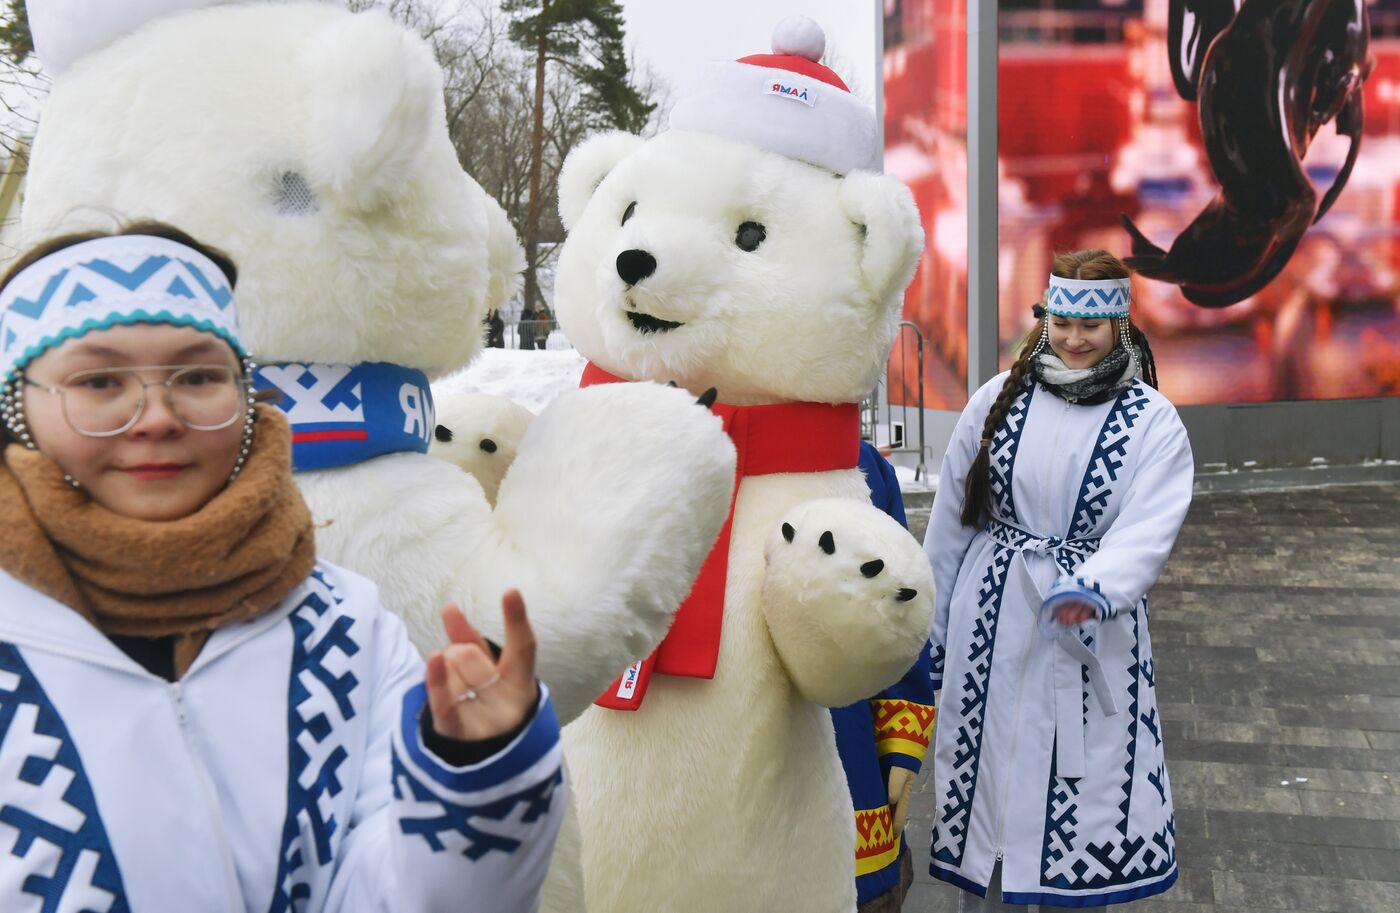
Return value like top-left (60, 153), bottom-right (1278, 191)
top-left (0, 223), bottom-right (565, 912)
top-left (922, 250), bottom-right (1193, 910)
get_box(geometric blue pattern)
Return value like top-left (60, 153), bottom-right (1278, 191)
top-left (6, 270), bottom-right (68, 320)
top-left (932, 543), bottom-right (1013, 868)
top-left (268, 570), bottom-right (362, 913)
top-left (930, 643), bottom-right (946, 693)
top-left (929, 376), bottom-right (1179, 904)
top-left (1039, 608), bottom-right (1175, 892)
top-left (1035, 392), bottom-right (1176, 894)
top-left (985, 520), bottom-right (1102, 571)
top-left (1045, 280), bottom-right (1131, 319)
top-left (83, 255), bottom-right (175, 293)
top-left (253, 361), bottom-right (436, 472)
top-left (990, 385), bottom-right (1035, 524)
top-left (931, 382), bottom-right (1036, 867)
top-left (1068, 384), bottom-right (1150, 540)
top-left (0, 237), bottom-right (242, 381)
top-left (392, 758), bottom-right (564, 860)
top-left (0, 643), bottom-right (131, 913)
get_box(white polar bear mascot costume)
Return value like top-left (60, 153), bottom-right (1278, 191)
top-left (21, 2), bottom-right (738, 909)
top-left (553, 18), bottom-right (936, 913)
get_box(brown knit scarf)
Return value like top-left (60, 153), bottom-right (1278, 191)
top-left (0, 405), bottom-right (317, 676)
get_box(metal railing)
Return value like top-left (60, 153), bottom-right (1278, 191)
top-left (488, 319), bottom-right (559, 350)
top-left (863, 321), bottom-right (928, 481)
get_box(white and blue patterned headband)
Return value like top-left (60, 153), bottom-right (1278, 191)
top-left (1044, 275), bottom-right (1132, 319)
top-left (0, 234), bottom-right (244, 383)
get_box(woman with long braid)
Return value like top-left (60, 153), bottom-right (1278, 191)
top-left (922, 249), bottom-right (1192, 910)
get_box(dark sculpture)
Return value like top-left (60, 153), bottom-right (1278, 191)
top-left (1166, 0), bottom-right (1239, 101)
top-left (1122, 0), bottom-right (1372, 307)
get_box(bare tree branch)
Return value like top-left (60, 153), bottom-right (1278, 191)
top-left (372, 0), bottom-right (667, 311)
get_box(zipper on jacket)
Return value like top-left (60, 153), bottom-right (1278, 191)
top-left (170, 681), bottom-right (187, 725)
top-left (168, 681), bottom-right (246, 911)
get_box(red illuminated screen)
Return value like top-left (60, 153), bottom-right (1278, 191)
top-left (884, 0), bottom-right (1400, 409)
top-left (883, 0), bottom-right (971, 411)
top-left (996, 0), bottom-right (1400, 404)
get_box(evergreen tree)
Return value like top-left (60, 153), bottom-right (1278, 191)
top-left (503, 0), bottom-right (652, 311)
top-left (0, 0), bottom-right (31, 64)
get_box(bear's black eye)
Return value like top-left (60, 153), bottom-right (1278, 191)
top-left (622, 202), bottom-right (637, 226)
top-left (735, 221), bottom-right (766, 252)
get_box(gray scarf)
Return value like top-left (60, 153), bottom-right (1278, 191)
top-left (1032, 345), bottom-right (1139, 404)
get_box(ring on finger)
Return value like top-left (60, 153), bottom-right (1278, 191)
top-left (455, 672), bottom-right (502, 703)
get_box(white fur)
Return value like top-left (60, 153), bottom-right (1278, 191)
top-left (303, 9), bottom-right (443, 211)
top-left (298, 385), bottom-right (733, 722)
top-left (23, 5), bottom-right (737, 717)
top-left (564, 475), bottom-right (932, 913)
top-left (26, 0), bottom-right (241, 77)
top-left (23, 3), bottom-right (518, 376)
top-left (669, 63), bottom-right (880, 176)
top-left (558, 131), bottom-right (646, 232)
top-left (763, 498), bottom-right (934, 706)
top-left (555, 130), bottom-right (924, 405)
top-left (428, 391), bottom-right (534, 507)
top-left (771, 15), bottom-right (826, 60)
top-left (554, 126), bottom-right (933, 911)
top-left (23, 7), bottom-right (744, 911)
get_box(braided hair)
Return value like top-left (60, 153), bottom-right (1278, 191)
top-left (959, 249), bottom-right (1158, 527)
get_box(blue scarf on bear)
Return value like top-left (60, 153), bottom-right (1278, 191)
top-left (252, 362), bottom-right (435, 471)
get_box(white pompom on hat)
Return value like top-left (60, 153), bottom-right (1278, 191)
top-left (26, 0), bottom-right (245, 77)
top-left (668, 16), bottom-right (881, 175)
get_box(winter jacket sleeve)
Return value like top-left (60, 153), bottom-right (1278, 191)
top-left (858, 442), bottom-right (936, 773)
top-left (859, 441), bottom-right (909, 528)
top-left (326, 607), bottom-right (566, 913)
top-left (871, 649), bottom-right (937, 774)
top-left (1046, 400), bottom-right (1194, 620)
top-left (922, 378), bottom-right (998, 695)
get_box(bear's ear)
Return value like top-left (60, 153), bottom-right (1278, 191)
top-left (837, 172), bottom-right (925, 307)
top-left (558, 131), bottom-right (646, 231)
top-left (302, 9), bottom-right (443, 211)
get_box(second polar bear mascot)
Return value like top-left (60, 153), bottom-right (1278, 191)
top-left (552, 18), bottom-right (936, 913)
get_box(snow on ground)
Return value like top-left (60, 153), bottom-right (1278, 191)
top-left (433, 348), bottom-right (587, 414)
top-left (893, 462), bottom-right (938, 493)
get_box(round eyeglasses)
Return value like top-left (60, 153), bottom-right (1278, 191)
top-left (23, 364), bottom-right (249, 437)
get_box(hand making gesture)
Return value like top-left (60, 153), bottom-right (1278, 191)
top-left (424, 590), bottom-right (540, 742)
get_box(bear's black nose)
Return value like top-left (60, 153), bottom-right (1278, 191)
top-left (616, 249), bottom-right (657, 286)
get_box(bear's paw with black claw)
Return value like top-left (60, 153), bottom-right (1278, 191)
top-left (768, 506), bottom-right (926, 612)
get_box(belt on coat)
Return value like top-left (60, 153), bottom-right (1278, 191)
top-left (987, 518), bottom-right (1122, 779)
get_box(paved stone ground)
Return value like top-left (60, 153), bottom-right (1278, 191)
top-left (900, 481), bottom-right (1400, 913)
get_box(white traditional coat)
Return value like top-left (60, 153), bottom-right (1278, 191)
top-left (0, 561), bottom-right (565, 913)
top-left (923, 373), bottom-right (1193, 907)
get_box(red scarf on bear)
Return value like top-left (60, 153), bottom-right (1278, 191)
top-left (581, 363), bottom-right (860, 710)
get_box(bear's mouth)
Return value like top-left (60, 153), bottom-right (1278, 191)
top-left (626, 310), bottom-right (684, 334)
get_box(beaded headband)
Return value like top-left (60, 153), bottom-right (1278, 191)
top-left (0, 234), bottom-right (244, 384)
top-left (1044, 275), bottom-right (1132, 319)
top-left (1, 234), bottom-right (256, 485)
